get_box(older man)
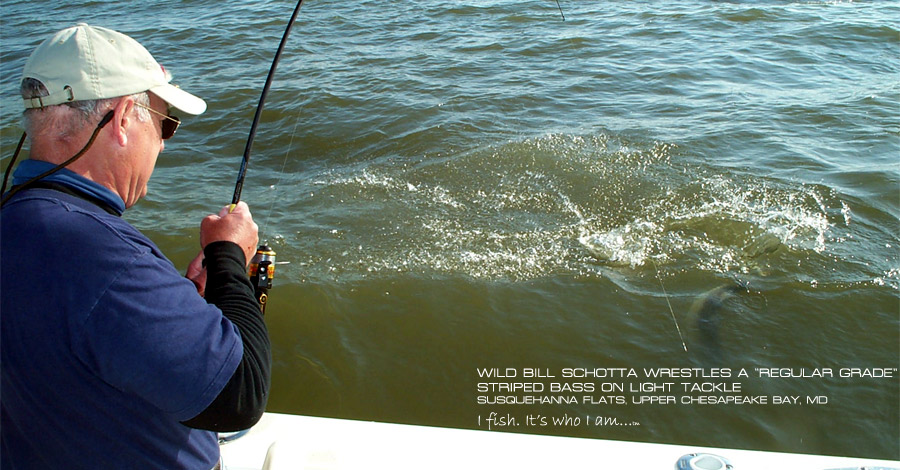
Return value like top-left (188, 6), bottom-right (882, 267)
top-left (1, 24), bottom-right (270, 469)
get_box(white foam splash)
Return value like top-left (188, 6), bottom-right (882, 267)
top-left (578, 221), bottom-right (660, 268)
top-left (577, 176), bottom-right (835, 271)
top-left (300, 135), bottom-right (847, 282)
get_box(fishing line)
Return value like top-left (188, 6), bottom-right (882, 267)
top-left (652, 259), bottom-right (688, 353)
top-left (260, 117), bottom-right (302, 237)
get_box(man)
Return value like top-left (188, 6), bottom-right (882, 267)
top-left (1, 24), bottom-right (270, 469)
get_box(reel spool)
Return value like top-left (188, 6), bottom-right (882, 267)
top-left (248, 244), bottom-right (276, 314)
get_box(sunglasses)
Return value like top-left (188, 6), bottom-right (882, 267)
top-left (134, 102), bottom-right (181, 140)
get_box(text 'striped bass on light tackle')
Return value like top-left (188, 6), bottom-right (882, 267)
top-left (232, 0), bottom-right (305, 314)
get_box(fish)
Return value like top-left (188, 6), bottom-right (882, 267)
top-left (742, 232), bottom-right (782, 259)
top-left (686, 282), bottom-right (749, 363)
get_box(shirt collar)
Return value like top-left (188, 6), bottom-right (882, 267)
top-left (12, 159), bottom-right (126, 215)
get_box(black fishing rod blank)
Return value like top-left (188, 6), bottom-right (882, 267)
top-left (233, 0), bottom-right (304, 314)
top-left (233, 0), bottom-right (304, 206)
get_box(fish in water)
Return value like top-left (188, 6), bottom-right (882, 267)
top-left (686, 282), bottom-right (749, 363)
top-left (741, 233), bottom-right (782, 259)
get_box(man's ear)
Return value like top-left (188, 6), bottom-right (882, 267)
top-left (110, 96), bottom-right (135, 147)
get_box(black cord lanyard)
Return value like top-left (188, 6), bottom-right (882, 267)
top-left (0, 110), bottom-right (115, 207)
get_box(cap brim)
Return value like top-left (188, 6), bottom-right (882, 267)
top-left (150, 83), bottom-right (207, 115)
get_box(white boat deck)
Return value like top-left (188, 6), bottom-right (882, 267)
top-left (220, 412), bottom-right (899, 469)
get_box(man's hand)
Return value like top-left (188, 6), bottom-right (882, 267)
top-left (200, 201), bottom-right (259, 267)
top-left (186, 251), bottom-right (207, 296)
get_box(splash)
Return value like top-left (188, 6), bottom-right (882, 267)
top-left (578, 220), bottom-right (661, 268)
top-left (291, 132), bottom-right (857, 283)
top-left (578, 174), bottom-right (836, 273)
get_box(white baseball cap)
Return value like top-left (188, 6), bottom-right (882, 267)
top-left (22, 23), bottom-right (206, 115)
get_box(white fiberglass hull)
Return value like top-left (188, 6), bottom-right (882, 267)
top-left (220, 412), bottom-right (899, 470)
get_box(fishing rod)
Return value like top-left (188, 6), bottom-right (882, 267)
top-left (233, 0), bottom-right (304, 314)
top-left (233, 0), bottom-right (569, 313)
top-left (555, 0), bottom-right (566, 21)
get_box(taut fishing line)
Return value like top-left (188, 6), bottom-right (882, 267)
top-left (652, 259), bottom-right (688, 353)
top-left (261, 118), bottom-right (302, 237)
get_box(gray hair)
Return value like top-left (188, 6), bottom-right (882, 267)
top-left (21, 78), bottom-right (151, 140)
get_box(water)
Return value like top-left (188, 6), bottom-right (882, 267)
top-left (2, 0), bottom-right (898, 461)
